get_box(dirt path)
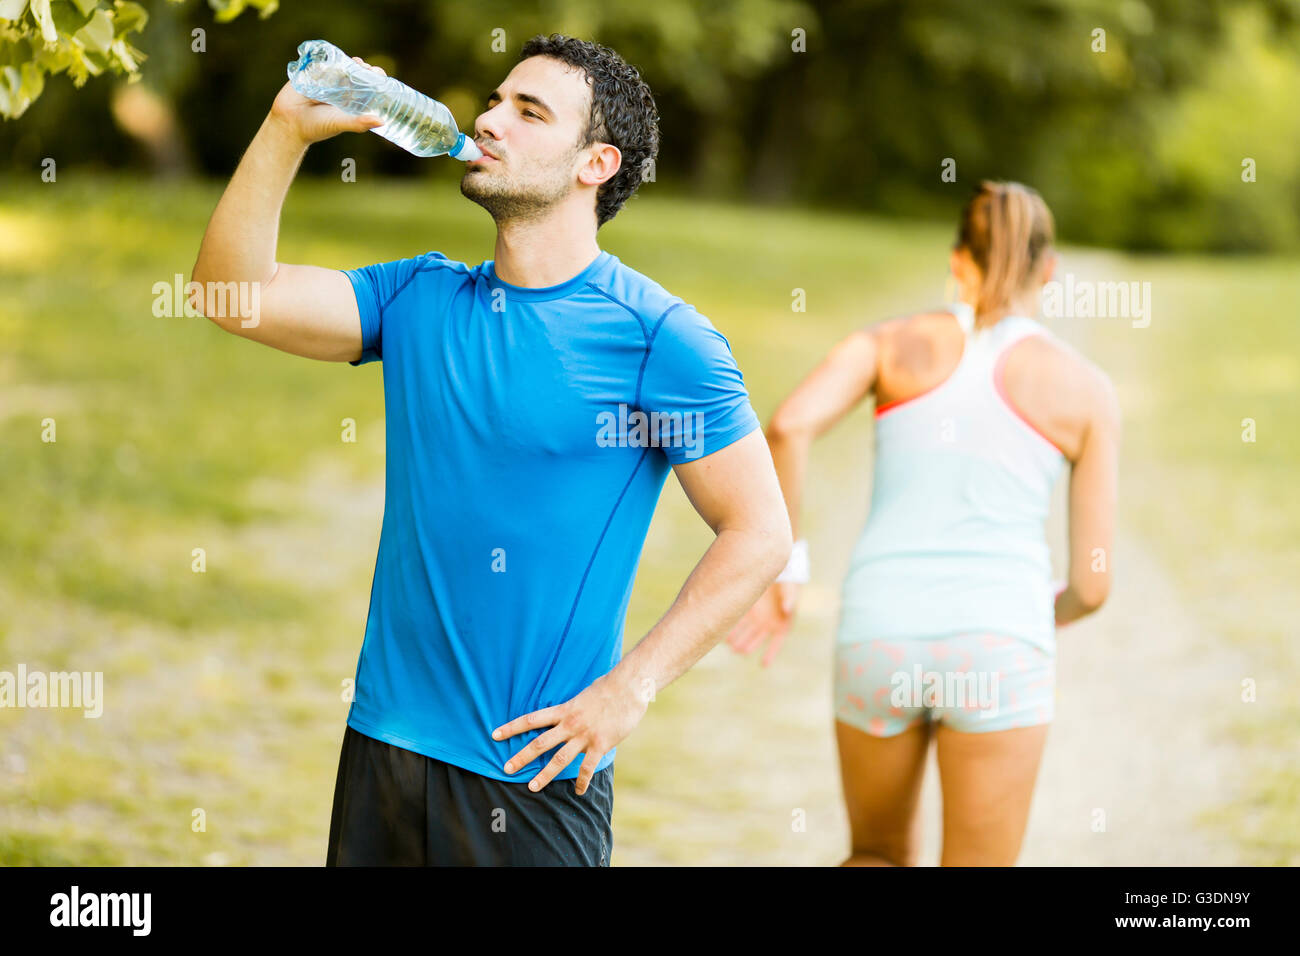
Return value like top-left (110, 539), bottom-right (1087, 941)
top-left (991, 251), bottom-right (1251, 865)
top-left (6, 258), bottom-right (1246, 865)
top-left (229, 254), bottom-right (1254, 867)
top-left (611, 251), bottom-right (1254, 866)
top-left (610, 516), bottom-right (1252, 866)
top-left (914, 524), bottom-right (1251, 865)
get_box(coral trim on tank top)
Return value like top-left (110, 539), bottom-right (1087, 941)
top-left (875, 386), bottom-right (947, 417)
top-left (874, 311), bottom-right (967, 418)
top-left (992, 336), bottom-right (1069, 457)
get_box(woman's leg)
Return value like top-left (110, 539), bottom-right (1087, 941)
top-left (930, 633), bottom-right (1055, 865)
top-left (835, 717), bottom-right (933, 866)
top-left (934, 722), bottom-right (1049, 865)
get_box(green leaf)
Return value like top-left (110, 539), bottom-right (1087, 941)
top-left (82, 47), bottom-right (107, 71)
top-left (208, 0), bottom-right (277, 24)
top-left (19, 58), bottom-right (43, 100)
top-left (209, 0), bottom-right (241, 24)
top-left (112, 1), bottom-right (148, 39)
top-left (0, 0), bottom-right (30, 23)
top-left (75, 44), bottom-right (101, 75)
top-left (74, 6), bottom-right (112, 53)
top-left (32, 42), bottom-right (72, 73)
top-left (0, 66), bottom-right (21, 118)
top-left (110, 35), bottom-right (141, 72)
top-left (29, 0), bottom-right (59, 46)
top-left (0, 0), bottom-right (275, 118)
top-left (49, 0), bottom-right (93, 35)
top-left (0, 34), bottom-right (31, 68)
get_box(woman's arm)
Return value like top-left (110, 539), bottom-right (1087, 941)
top-left (1056, 366), bottom-right (1121, 625)
top-left (766, 327), bottom-right (881, 539)
top-left (726, 326), bottom-right (880, 664)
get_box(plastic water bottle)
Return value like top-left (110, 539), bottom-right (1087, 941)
top-left (286, 39), bottom-right (482, 161)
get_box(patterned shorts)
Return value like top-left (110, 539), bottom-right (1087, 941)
top-left (834, 633), bottom-right (1055, 736)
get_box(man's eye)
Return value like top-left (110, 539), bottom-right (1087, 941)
top-left (524, 110), bottom-right (541, 119)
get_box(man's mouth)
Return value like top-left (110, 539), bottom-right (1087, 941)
top-left (472, 144), bottom-right (501, 162)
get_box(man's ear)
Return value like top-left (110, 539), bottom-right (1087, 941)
top-left (578, 143), bottom-right (622, 187)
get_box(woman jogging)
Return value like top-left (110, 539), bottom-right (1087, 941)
top-left (728, 181), bottom-right (1120, 865)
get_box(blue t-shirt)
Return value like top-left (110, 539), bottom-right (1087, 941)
top-left (342, 249), bottom-right (760, 782)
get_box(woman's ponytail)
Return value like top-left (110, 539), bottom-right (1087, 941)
top-left (957, 181), bottom-right (1054, 322)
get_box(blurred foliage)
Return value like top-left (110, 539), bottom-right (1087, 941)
top-left (0, 0), bottom-right (276, 119)
top-left (1, 0), bottom-right (1299, 251)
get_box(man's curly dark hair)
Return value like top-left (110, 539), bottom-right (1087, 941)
top-left (518, 34), bottom-right (660, 228)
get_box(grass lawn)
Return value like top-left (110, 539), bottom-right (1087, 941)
top-left (1, 173), bottom-right (1294, 864)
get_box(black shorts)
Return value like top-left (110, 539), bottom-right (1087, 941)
top-left (326, 725), bottom-right (614, 866)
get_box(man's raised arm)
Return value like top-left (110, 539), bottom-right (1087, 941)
top-left (189, 66), bottom-right (385, 362)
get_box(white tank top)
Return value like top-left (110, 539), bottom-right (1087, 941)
top-left (836, 303), bottom-right (1067, 652)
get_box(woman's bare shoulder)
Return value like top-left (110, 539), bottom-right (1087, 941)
top-left (870, 309), bottom-right (963, 352)
top-left (1008, 330), bottom-right (1120, 448)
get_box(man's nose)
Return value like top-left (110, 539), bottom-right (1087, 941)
top-left (475, 107), bottom-right (504, 143)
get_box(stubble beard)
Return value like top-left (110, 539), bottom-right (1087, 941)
top-left (460, 158), bottom-right (575, 225)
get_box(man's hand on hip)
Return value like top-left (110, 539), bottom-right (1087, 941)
top-left (493, 669), bottom-right (650, 795)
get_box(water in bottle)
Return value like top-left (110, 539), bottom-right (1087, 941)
top-left (286, 39), bottom-right (482, 161)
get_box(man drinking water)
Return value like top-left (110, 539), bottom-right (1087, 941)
top-left (189, 34), bottom-right (792, 866)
